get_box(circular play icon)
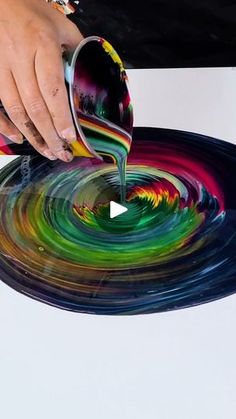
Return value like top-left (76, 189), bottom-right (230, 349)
top-left (92, 177), bottom-right (144, 234)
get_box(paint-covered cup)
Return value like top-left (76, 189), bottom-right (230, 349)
top-left (64, 36), bottom-right (133, 160)
top-left (0, 36), bottom-right (133, 159)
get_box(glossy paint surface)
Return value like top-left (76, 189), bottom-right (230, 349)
top-left (0, 128), bottom-right (235, 315)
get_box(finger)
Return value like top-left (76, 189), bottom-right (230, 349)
top-left (11, 55), bottom-right (73, 162)
top-left (0, 108), bottom-right (23, 143)
top-left (0, 69), bottom-right (57, 160)
top-left (35, 42), bottom-right (77, 145)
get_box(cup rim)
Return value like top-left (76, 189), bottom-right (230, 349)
top-left (69, 36), bottom-right (102, 159)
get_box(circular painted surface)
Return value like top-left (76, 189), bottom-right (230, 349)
top-left (0, 127), bottom-right (235, 315)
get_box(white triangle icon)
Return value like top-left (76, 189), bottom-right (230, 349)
top-left (110, 201), bottom-right (128, 219)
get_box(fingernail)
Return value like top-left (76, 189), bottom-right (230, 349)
top-left (8, 134), bottom-right (24, 144)
top-left (61, 127), bottom-right (77, 143)
top-left (43, 150), bottom-right (58, 161)
top-left (57, 150), bottom-right (73, 162)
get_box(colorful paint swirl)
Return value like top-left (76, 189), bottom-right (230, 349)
top-left (0, 127), bottom-right (236, 315)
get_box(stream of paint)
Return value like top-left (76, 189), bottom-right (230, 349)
top-left (77, 113), bottom-right (131, 202)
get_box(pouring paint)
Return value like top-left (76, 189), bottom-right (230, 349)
top-left (66, 36), bottom-right (133, 202)
top-left (0, 36), bottom-right (133, 202)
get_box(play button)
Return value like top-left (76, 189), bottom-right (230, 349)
top-left (110, 201), bottom-right (128, 219)
top-left (84, 171), bottom-right (143, 234)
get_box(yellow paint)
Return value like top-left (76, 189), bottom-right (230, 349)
top-left (70, 140), bottom-right (95, 158)
top-left (102, 40), bottom-right (125, 72)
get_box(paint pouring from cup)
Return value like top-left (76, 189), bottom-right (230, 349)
top-left (0, 36), bottom-right (133, 159)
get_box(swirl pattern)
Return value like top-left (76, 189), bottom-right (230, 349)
top-left (0, 127), bottom-right (236, 315)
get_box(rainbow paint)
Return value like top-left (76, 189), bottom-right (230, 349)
top-left (0, 127), bottom-right (235, 315)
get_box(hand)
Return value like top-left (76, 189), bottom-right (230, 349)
top-left (0, 0), bottom-right (83, 161)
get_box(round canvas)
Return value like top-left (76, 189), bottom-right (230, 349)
top-left (0, 127), bottom-right (235, 315)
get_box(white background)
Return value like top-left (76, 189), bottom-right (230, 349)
top-left (1, 68), bottom-right (236, 419)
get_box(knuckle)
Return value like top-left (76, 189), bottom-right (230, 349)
top-left (37, 28), bottom-right (56, 45)
top-left (27, 99), bottom-right (46, 117)
top-left (4, 38), bottom-right (16, 52)
top-left (7, 104), bottom-right (26, 121)
top-left (0, 30), bottom-right (16, 51)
